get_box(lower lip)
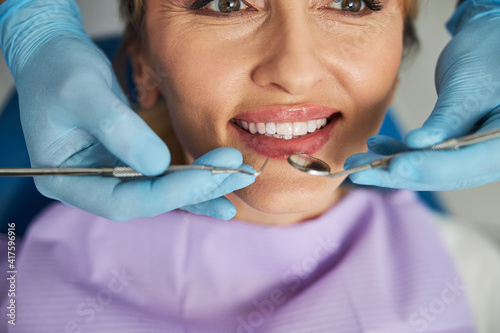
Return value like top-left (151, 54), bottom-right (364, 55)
top-left (230, 113), bottom-right (341, 159)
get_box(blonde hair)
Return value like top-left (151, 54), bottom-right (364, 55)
top-left (120, 0), bottom-right (144, 29)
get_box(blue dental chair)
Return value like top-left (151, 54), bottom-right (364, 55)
top-left (0, 36), bottom-right (446, 236)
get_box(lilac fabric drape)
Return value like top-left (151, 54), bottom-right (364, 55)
top-left (6, 189), bottom-right (475, 332)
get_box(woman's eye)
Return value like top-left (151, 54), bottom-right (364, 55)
top-left (206, 0), bottom-right (248, 13)
top-left (329, 0), bottom-right (366, 12)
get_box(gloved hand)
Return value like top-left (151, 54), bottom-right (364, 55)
top-left (0, 0), bottom-right (255, 220)
top-left (345, 0), bottom-right (500, 191)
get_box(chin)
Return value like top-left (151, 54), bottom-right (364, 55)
top-left (231, 169), bottom-right (345, 221)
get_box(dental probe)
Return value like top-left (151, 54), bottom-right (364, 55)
top-left (0, 157), bottom-right (270, 178)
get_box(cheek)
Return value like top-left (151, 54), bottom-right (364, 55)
top-left (318, 24), bottom-right (403, 166)
top-left (149, 34), bottom-right (251, 158)
top-left (356, 34), bottom-right (402, 132)
top-left (153, 29), bottom-right (250, 103)
top-left (330, 25), bottom-right (403, 107)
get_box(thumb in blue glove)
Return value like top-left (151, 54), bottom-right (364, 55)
top-left (347, 0), bottom-right (500, 191)
top-left (406, 0), bottom-right (500, 148)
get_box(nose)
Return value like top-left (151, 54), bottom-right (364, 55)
top-left (251, 7), bottom-right (327, 96)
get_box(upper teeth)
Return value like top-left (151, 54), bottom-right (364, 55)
top-left (233, 118), bottom-right (328, 139)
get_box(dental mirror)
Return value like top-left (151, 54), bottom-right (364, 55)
top-left (288, 153), bottom-right (390, 178)
top-left (288, 127), bottom-right (500, 178)
top-left (287, 154), bottom-right (332, 177)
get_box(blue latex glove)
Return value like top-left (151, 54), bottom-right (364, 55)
top-left (345, 0), bottom-right (500, 191)
top-left (0, 0), bottom-right (255, 220)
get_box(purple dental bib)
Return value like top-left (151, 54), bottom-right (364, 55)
top-left (8, 189), bottom-right (475, 332)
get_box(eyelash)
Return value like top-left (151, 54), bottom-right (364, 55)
top-left (358, 0), bottom-right (383, 11)
top-left (189, 0), bottom-right (384, 13)
top-left (190, 0), bottom-right (224, 10)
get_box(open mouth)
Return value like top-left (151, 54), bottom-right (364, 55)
top-left (229, 105), bottom-right (341, 158)
top-left (230, 116), bottom-right (331, 140)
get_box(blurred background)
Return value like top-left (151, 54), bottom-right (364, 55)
top-left (0, 0), bottom-right (499, 246)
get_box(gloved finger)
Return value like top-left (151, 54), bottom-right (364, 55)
top-left (366, 135), bottom-right (409, 155)
top-left (475, 106), bottom-right (500, 132)
top-left (19, 41), bottom-right (170, 177)
top-left (191, 147), bottom-right (245, 167)
top-left (181, 163), bottom-right (260, 220)
top-left (405, 18), bottom-right (500, 149)
top-left (405, 100), bottom-right (500, 151)
top-left (36, 147), bottom-right (256, 220)
top-left (344, 151), bottom-right (385, 170)
top-left (404, 88), bottom-right (494, 149)
top-left (38, 167), bottom-right (255, 221)
top-left (75, 88), bottom-right (171, 176)
top-left (111, 71), bottom-right (133, 107)
top-left (181, 197), bottom-right (237, 220)
top-left (348, 136), bottom-right (500, 191)
top-left (120, 165), bottom-right (256, 219)
top-left (180, 165), bottom-right (257, 220)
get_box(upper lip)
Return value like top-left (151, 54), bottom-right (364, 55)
top-left (232, 104), bottom-right (340, 123)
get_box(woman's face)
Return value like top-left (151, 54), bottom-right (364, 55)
top-left (136, 0), bottom-right (405, 224)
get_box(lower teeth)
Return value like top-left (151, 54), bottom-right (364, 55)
top-left (259, 133), bottom-right (305, 140)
